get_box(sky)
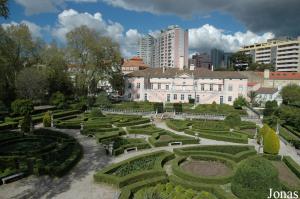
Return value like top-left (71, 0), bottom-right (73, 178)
top-left (1, 0), bottom-right (300, 57)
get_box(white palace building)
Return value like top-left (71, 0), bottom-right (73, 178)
top-left (124, 67), bottom-right (248, 105)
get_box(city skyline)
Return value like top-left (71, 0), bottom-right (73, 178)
top-left (2, 0), bottom-right (300, 58)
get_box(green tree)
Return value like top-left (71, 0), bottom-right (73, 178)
top-left (248, 91), bottom-right (257, 105)
top-left (281, 84), bottom-right (300, 106)
top-left (0, 0), bottom-right (9, 19)
top-left (225, 113), bottom-right (241, 129)
top-left (230, 52), bottom-right (252, 71)
top-left (233, 96), bottom-right (247, 109)
top-left (95, 92), bottom-right (112, 108)
top-left (15, 67), bottom-right (48, 102)
top-left (231, 156), bottom-right (281, 199)
top-left (11, 99), bottom-right (34, 133)
top-left (66, 25), bottom-right (121, 97)
top-left (263, 100), bottom-right (278, 116)
top-left (50, 91), bottom-right (66, 109)
top-left (109, 71), bottom-right (124, 93)
top-left (263, 127), bottom-right (280, 154)
top-left (11, 99), bottom-right (33, 116)
top-left (42, 41), bottom-right (73, 96)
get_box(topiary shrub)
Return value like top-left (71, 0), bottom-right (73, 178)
top-left (263, 127), bottom-right (280, 155)
top-left (257, 124), bottom-right (270, 145)
top-left (43, 112), bottom-right (51, 127)
top-left (231, 156), bottom-right (281, 199)
top-left (21, 114), bottom-right (32, 133)
top-left (233, 96), bottom-right (247, 109)
top-left (225, 113), bottom-right (241, 129)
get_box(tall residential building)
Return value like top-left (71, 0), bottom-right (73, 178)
top-left (156, 25), bottom-right (189, 69)
top-left (239, 37), bottom-right (300, 72)
top-left (189, 53), bottom-right (211, 69)
top-left (137, 25), bottom-right (189, 69)
top-left (137, 35), bottom-right (155, 68)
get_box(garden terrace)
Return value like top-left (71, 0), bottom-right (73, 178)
top-left (0, 129), bottom-right (82, 182)
top-left (100, 137), bottom-right (151, 156)
top-left (94, 150), bottom-right (174, 188)
top-left (173, 145), bottom-right (257, 162)
top-left (148, 130), bottom-right (199, 147)
top-left (279, 125), bottom-right (300, 149)
top-left (111, 102), bottom-right (156, 112)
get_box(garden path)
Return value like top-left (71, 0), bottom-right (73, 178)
top-left (0, 128), bottom-right (117, 199)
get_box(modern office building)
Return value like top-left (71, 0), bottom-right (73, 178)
top-left (137, 25), bottom-right (189, 69)
top-left (211, 48), bottom-right (225, 69)
top-left (189, 53), bottom-right (211, 69)
top-left (124, 67), bottom-right (248, 105)
top-left (137, 35), bottom-right (155, 68)
top-left (239, 37), bottom-right (300, 72)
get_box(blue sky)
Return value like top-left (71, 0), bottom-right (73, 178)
top-left (2, 0), bottom-right (298, 57)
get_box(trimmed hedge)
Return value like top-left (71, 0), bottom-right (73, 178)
top-left (0, 122), bottom-right (19, 130)
top-left (172, 155), bottom-right (236, 185)
top-left (148, 130), bottom-right (198, 147)
top-left (283, 156), bottom-right (300, 178)
top-left (94, 151), bottom-right (174, 188)
top-left (166, 120), bottom-right (191, 131)
top-left (127, 125), bottom-right (164, 135)
top-left (173, 145), bottom-right (256, 162)
top-left (114, 118), bottom-right (150, 127)
top-left (119, 176), bottom-right (169, 199)
top-left (185, 129), bottom-right (248, 144)
top-left (169, 175), bottom-right (238, 199)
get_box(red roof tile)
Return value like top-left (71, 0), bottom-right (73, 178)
top-left (257, 72), bottom-right (300, 80)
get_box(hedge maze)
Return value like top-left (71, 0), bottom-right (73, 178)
top-left (93, 143), bottom-right (300, 199)
top-left (0, 128), bottom-right (82, 184)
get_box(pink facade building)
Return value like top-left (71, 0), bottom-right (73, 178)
top-left (124, 68), bottom-right (248, 105)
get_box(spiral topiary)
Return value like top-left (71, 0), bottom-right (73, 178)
top-left (231, 156), bottom-right (281, 199)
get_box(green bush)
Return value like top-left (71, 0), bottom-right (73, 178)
top-left (43, 112), bottom-right (51, 127)
top-left (263, 127), bottom-right (280, 155)
top-left (233, 96), bottom-right (247, 109)
top-left (11, 99), bottom-right (34, 116)
top-left (90, 108), bottom-right (104, 118)
top-left (21, 114), bottom-right (32, 133)
top-left (224, 113), bottom-right (241, 129)
top-left (96, 92), bottom-right (112, 108)
top-left (231, 156), bottom-right (281, 199)
top-left (173, 103), bottom-right (183, 113)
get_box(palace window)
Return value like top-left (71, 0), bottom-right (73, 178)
top-left (167, 94), bottom-right (170, 102)
top-left (188, 95), bottom-right (192, 99)
top-left (196, 95), bottom-right (200, 103)
top-left (158, 83), bottom-right (161, 89)
top-left (218, 85), bottom-right (222, 91)
top-left (181, 94), bottom-right (184, 100)
top-left (220, 96), bottom-right (224, 104)
top-left (128, 83), bottom-right (132, 89)
top-left (166, 85), bottom-right (169, 90)
top-left (144, 93), bottom-right (147, 101)
top-left (174, 94), bottom-right (177, 100)
top-left (201, 84), bottom-right (204, 91)
top-left (137, 83), bottom-right (140, 88)
top-left (228, 85), bottom-right (233, 91)
top-left (210, 84), bottom-right (213, 91)
top-left (228, 96), bottom-right (232, 102)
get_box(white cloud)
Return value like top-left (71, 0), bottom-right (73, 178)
top-left (122, 29), bottom-right (142, 57)
top-left (52, 9), bottom-right (124, 42)
top-left (1, 20), bottom-right (47, 38)
top-left (189, 24), bottom-right (274, 52)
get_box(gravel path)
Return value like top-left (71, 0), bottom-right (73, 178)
top-left (0, 128), bottom-right (117, 199)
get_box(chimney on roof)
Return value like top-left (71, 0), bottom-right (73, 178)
top-left (264, 69), bottom-right (270, 79)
